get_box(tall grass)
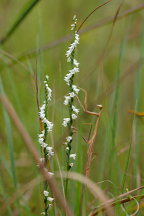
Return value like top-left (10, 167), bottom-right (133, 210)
top-left (1, 1), bottom-right (144, 216)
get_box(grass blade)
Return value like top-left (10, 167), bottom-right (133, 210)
top-left (0, 0), bottom-right (41, 44)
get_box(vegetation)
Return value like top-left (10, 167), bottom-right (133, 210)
top-left (1, 0), bottom-right (144, 215)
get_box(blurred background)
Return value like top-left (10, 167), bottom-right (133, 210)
top-left (1, 0), bottom-right (144, 215)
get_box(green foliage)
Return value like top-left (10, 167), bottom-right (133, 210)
top-left (1, 0), bottom-right (144, 215)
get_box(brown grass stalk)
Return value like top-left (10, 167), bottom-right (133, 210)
top-left (89, 185), bottom-right (144, 215)
top-left (85, 106), bottom-right (103, 177)
top-left (0, 94), bottom-right (73, 216)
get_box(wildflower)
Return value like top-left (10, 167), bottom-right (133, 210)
top-left (46, 146), bottom-right (54, 158)
top-left (72, 114), bottom-right (77, 119)
top-left (44, 75), bottom-right (52, 101)
top-left (73, 59), bottom-right (79, 67)
top-left (69, 67), bottom-right (79, 74)
top-left (72, 85), bottom-right (80, 94)
top-left (66, 136), bottom-right (72, 142)
top-left (72, 105), bottom-right (79, 114)
top-left (69, 92), bottom-right (75, 98)
top-left (70, 153), bottom-right (76, 160)
top-left (63, 15), bottom-right (80, 173)
top-left (38, 75), bottom-right (54, 214)
top-left (44, 190), bottom-right (49, 197)
top-left (69, 163), bottom-right (74, 167)
top-left (64, 95), bottom-right (71, 105)
top-left (42, 118), bottom-right (53, 132)
top-left (62, 118), bottom-right (70, 127)
top-left (47, 197), bottom-right (54, 202)
top-left (48, 172), bottom-right (54, 177)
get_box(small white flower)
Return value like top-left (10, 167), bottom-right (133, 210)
top-left (45, 75), bottom-right (49, 80)
top-left (44, 190), bottom-right (49, 197)
top-left (66, 136), bottom-right (72, 142)
top-left (70, 153), bottom-right (76, 160)
top-left (41, 212), bottom-right (45, 215)
top-left (64, 95), bottom-right (71, 105)
top-left (66, 33), bottom-right (80, 59)
top-left (64, 72), bottom-right (73, 85)
top-left (69, 92), bottom-right (75, 98)
top-left (72, 85), bottom-right (80, 94)
top-left (43, 118), bottom-right (53, 132)
top-left (44, 76), bottom-right (52, 101)
top-left (73, 15), bottom-right (77, 20)
top-left (71, 24), bottom-right (75, 30)
top-left (66, 147), bottom-right (69, 151)
top-left (48, 172), bottom-right (54, 177)
top-left (62, 118), bottom-right (70, 127)
top-left (39, 131), bottom-right (44, 138)
top-left (46, 146), bottom-right (54, 158)
top-left (39, 137), bottom-right (44, 145)
top-left (69, 67), bottom-right (79, 74)
top-left (73, 59), bottom-right (79, 67)
top-left (69, 163), bottom-right (74, 167)
top-left (46, 85), bottom-right (52, 101)
top-left (41, 142), bottom-right (48, 148)
top-left (72, 105), bottom-right (79, 114)
top-left (47, 197), bottom-right (54, 202)
top-left (72, 114), bottom-right (77, 119)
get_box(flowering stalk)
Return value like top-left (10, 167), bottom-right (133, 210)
top-left (62, 15), bottom-right (80, 195)
top-left (38, 75), bottom-right (54, 216)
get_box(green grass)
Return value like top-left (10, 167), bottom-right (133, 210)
top-left (1, 0), bottom-right (144, 215)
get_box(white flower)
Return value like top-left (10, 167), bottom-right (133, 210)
top-left (69, 163), bottom-right (74, 167)
top-left (64, 95), bottom-right (71, 105)
top-left (73, 15), bottom-right (77, 20)
top-left (73, 59), bottom-right (79, 67)
top-left (69, 67), bottom-right (79, 74)
top-left (39, 131), bottom-right (44, 138)
top-left (47, 197), bottom-right (54, 202)
top-left (39, 103), bottom-right (46, 119)
top-left (66, 33), bottom-right (80, 59)
top-left (62, 118), bottom-right (70, 127)
top-left (72, 113), bottom-right (77, 119)
top-left (46, 146), bottom-right (54, 158)
top-left (43, 118), bottom-right (53, 132)
top-left (44, 190), bottom-right (49, 197)
top-left (66, 136), bottom-right (72, 142)
top-left (45, 84), bottom-right (52, 101)
top-left (66, 147), bottom-right (69, 151)
top-left (44, 76), bottom-right (52, 101)
top-left (72, 105), bottom-right (79, 114)
top-left (70, 153), bottom-right (76, 160)
top-left (64, 72), bottom-right (73, 85)
top-left (48, 172), bottom-right (54, 177)
top-left (72, 85), bottom-right (80, 94)
top-left (71, 24), bottom-right (75, 30)
top-left (41, 212), bottom-right (45, 215)
top-left (69, 92), bottom-right (75, 98)
top-left (39, 137), bottom-right (44, 145)
top-left (41, 142), bottom-right (48, 148)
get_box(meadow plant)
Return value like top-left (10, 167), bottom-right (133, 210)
top-left (62, 15), bottom-right (80, 194)
top-left (38, 75), bottom-right (54, 215)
